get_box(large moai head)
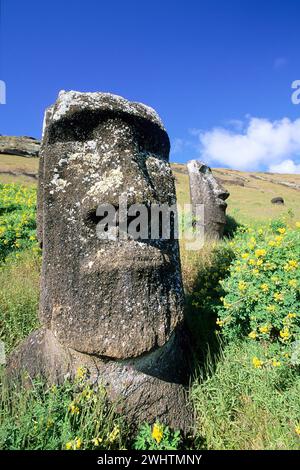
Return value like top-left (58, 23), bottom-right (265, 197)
top-left (187, 160), bottom-right (229, 239)
top-left (38, 91), bottom-right (184, 360)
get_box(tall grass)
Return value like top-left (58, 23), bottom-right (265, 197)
top-left (191, 340), bottom-right (300, 450)
top-left (0, 249), bottom-right (40, 354)
top-left (0, 371), bottom-right (128, 450)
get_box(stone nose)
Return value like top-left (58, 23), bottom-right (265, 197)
top-left (216, 188), bottom-right (229, 201)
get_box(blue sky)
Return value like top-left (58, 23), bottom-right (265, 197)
top-left (0, 0), bottom-right (300, 171)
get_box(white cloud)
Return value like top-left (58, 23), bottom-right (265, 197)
top-left (269, 159), bottom-right (300, 174)
top-left (198, 117), bottom-right (300, 173)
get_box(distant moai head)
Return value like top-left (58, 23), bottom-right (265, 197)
top-left (38, 91), bottom-right (184, 359)
top-left (187, 160), bottom-right (229, 239)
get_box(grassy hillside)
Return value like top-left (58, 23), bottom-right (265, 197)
top-left (172, 163), bottom-right (300, 224)
top-left (0, 154), bottom-right (38, 185)
top-left (1, 154), bottom-right (299, 225)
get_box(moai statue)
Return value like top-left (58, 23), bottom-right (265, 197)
top-left (8, 91), bottom-right (192, 432)
top-left (187, 160), bottom-right (229, 240)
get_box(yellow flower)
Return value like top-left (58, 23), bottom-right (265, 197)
top-left (65, 441), bottom-right (73, 450)
top-left (279, 328), bottom-right (290, 341)
top-left (255, 249), bottom-right (266, 258)
top-left (69, 403), bottom-right (80, 415)
top-left (223, 299), bottom-right (232, 309)
top-left (248, 331), bottom-right (257, 339)
top-left (277, 227), bottom-right (286, 234)
top-left (81, 388), bottom-right (93, 400)
top-left (65, 438), bottom-right (82, 450)
top-left (152, 423), bottom-right (163, 444)
top-left (295, 425), bottom-right (300, 436)
top-left (260, 283), bottom-right (269, 292)
top-left (266, 305), bottom-right (276, 312)
top-left (238, 281), bottom-right (247, 292)
top-left (241, 253), bottom-right (249, 259)
top-left (75, 437), bottom-right (82, 449)
top-left (287, 313), bottom-right (296, 319)
top-left (248, 259), bottom-right (256, 266)
top-left (76, 366), bottom-right (87, 380)
top-left (259, 325), bottom-right (269, 334)
top-left (256, 259), bottom-right (263, 266)
top-left (295, 222), bottom-right (300, 229)
top-left (252, 357), bottom-right (263, 368)
top-left (284, 260), bottom-right (298, 271)
top-left (91, 436), bottom-right (103, 446)
top-left (108, 425), bottom-right (120, 443)
top-left (268, 240), bottom-right (276, 247)
top-left (288, 279), bottom-right (297, 288)
top-left (272, 360), bottom-right (281, 367)
top-left (216, 318), bottom-right (224, 327)
top-left (274, 292), bottom-right (284, 302)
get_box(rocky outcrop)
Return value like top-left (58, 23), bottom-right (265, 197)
top-left (0, 135), bottom-right (40, 157)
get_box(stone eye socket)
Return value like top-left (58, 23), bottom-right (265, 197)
top-left (85, 209), bottom-right (107, 228)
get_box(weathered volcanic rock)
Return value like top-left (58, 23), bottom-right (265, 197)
top-left (8, 91), bottom-right (192, 433)
top-left (271, 196), bottom-right (284, 205)
top-left (187, 160), bottom-right (229, 240)
top-left (0, 135), bottom-right (40, 157)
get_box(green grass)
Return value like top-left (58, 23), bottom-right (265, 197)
top-left (0, 250), bottom-right (40, 354)
top-left (0, 372), bottom-right (128, 450)
top-left (192, 340), bottom-right (300, 450)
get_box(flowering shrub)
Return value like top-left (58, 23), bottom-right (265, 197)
top-left (0, 183), bottom-right (37, 260)
top-left (216, 222), bottom-right (300, 365)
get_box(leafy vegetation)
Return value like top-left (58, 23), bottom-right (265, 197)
top-left (0, 368), bottom-right (127, 450)
top-left (216, 222), bottom-right (300, 365)
top-left (0, 183), bottom-right (38, 261)
top-left (133, 422), bottom-right (181, 450)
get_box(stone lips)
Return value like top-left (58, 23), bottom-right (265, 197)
top-left (187, 159), bottom-right (230, 240)
top-left (37, 91), bottom-right (184, 359)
